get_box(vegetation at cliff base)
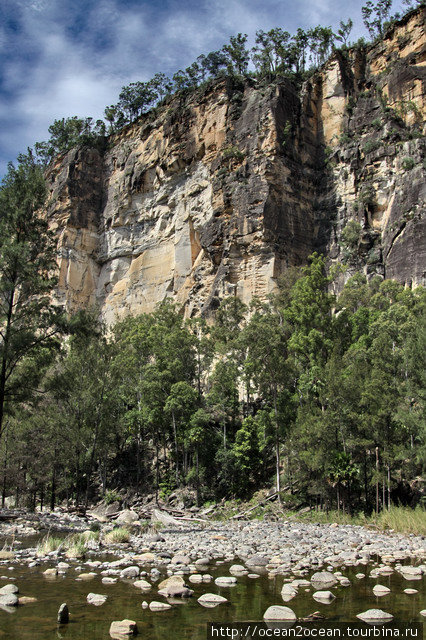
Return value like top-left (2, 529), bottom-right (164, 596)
top-left (0, 163), bottom-right (424, 520)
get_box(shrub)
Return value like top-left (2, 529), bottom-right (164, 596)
top-left (363, 139), bottom-right (380, 154)
top-left (222, 145), bottom-right (244, 161)
top-left (341, 220), bottom-right (361, 249)
top-left (401, 157), bottom-right (415, 171)
top-left (105, 489), bottom-right (121, 505)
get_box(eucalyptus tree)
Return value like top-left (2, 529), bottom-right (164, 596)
top-left (0, 152), bottom-right (61, 445)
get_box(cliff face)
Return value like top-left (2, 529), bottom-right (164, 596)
top-left (46, 8), bottom-right (426, 324)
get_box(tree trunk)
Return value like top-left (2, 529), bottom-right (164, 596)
top-left (50, 465), bottom-right (56, 511)
top-left (0, 285), bottom-right (16, 443)
top-left (375, 446), bottom-right (379, 515)
top-left (273, 390), bottom-right (281, 498)
top-left (172, 410), bottom-right (179, 485)
top-left (196, 447), bottom-right (200, 506)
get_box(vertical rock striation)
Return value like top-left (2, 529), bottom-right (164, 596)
top-left (45, 7), bottom-right (426, 324)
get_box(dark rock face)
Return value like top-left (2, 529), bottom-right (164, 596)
top-left (45, 8), bottom-right (426, 324)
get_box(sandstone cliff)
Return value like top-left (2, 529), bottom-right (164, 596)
top-left (46, 7), bottom-right (426, 324)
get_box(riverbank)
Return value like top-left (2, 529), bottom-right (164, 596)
top-left (1, 510), bottom-right (426, 639)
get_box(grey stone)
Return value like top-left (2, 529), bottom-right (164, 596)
top-left (356, 609), bottom-right (394, 623)
top-left (263, 606), bottom-right (297, 621)
top-left (57, 603), bottom-right (69, 624)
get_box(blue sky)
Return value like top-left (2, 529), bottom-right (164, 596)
top-left (0, 0), bottom-right (409, 175)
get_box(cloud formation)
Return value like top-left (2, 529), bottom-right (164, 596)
top-left (0, 0), bottom-right (409, 175)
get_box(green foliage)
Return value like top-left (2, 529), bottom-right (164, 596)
top-left (401, 156), bottom-right (415, 171)
top-left (362, 0), bottom-right (393, 38)
top-left (104, 489), bottom-right (121, 505)
top-left (222, 33), bottom-right (250, 75)
top-left (363, 139), bottom-right (381, 154)
top-left (336, 19), bottom-right (354, 47)
top-left (104, 527), bottom-right (131, 544)
top-left (341, 220), bottom-right (362, 249)
top-left (0, 153), bottom-right (62, 443)
top-left (222, 146), bottom-right (245, 162)
top-left (31, 0), bottom-right (418, 167)
top-left (35, 117), bottom-right (106, 165)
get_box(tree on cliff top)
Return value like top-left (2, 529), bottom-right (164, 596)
top-left (0, 152), bottom-right (61, 443)
top-left (362, 0), bottom-right (393, 38)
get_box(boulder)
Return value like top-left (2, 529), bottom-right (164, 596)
top-left (310, 572), bottom-right (338, 588)
top-left (166, 585), bottom-right (193, 598)
top-left (171, 554), bottom-right (190, 565)
top-left (198, 593), bottom-right (228, 605)
top-left (0, 584), bottom-right (19, 595)
top-left (116, 510), bottom-right (138, 525)
top-left (57, 603), bottom-right (69, 624)
top-left (109, 619), bottom-right (138, 637)
top-left (373, 585), bottom-right (390, 596)
top-left (0, 593), bottom-right (18, 607)
top-left (214, 576), bottom-right (237, 587)
top-left (263, 606), bottom-right (297, 621)
top-left (400, 566), bottom-right (422, 580)
top-left (246, 555), bottom-right (269, 567)
top-left (133, 579), bottom-right (151, 590)
top-left (158, 575), bottom-right (185, 590)
top-left (356, 609), bottom-right (393, 623)
top-left (87, 593), bottom-right (107, 606)
top-left (230, 564), bottom-right (247, 574)
top-left (313, 591), bottom-right (336, 602)
top-left (134, 552), bottom-right (156, 564)
top-left (281, 584), bottom-right (298, 601)
top-left (120, 566), bottom-right (140, 579)
top-left (189, 575), bottom-right (203, 583)
top-left (18, 596), bottom-right (38, 604)
top-left (149, 601), bottom-right (171, 611)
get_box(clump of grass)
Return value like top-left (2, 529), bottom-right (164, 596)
top-left (79, 530), bottom-right (100, 542)
top-left (103, 527), bottom-right (131, 544)
top-left (36, 535), bottom-right (64, 556)
top-left (63, 531), bottom-right (98, 558)
top-left (373, 506), bottom-right (426, 535)
top-left (64, 541), bottom-right (86, 559)
top-left (287, 509), bottom-right (366, 526)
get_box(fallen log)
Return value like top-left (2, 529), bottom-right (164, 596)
top-left (151, 508), bottom-right (207, 526)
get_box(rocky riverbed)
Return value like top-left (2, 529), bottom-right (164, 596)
top-left (1, 510), bottom-right (426, 638)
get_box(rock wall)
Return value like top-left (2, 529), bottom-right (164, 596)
top-left (46, 7), bottom-right (426, 324)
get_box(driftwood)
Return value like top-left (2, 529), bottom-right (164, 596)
top-left (0, 510), bottom-right (19, 521)
top-left (152, 508), bottom-right (208, 526)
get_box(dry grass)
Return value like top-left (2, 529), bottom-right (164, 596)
top-left (103, 527), bottom-right (131, 544)
top-left (372, 506), bottom-right (426, 535)
top-left (289, 506), bottom-right (426, 535)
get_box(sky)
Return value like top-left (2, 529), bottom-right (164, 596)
top-left (0, 0), bottom-right (410, 176)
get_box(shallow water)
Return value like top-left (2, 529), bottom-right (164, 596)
top-left (0, 554), bottom-right (425, 640)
